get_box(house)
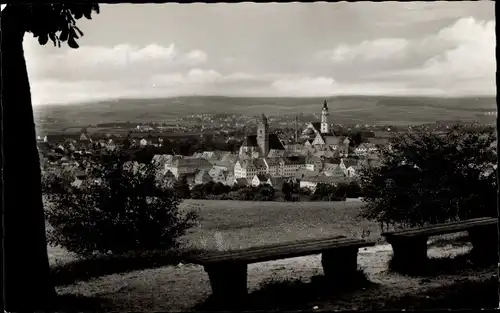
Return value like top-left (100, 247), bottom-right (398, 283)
top-left (354, 143), bottom-right (378, 156)
top-left (201, 151), bottom-right (220, 160)
top-left (322, 163), bottom-right (346, 177)
top-left (301, 122), bottom-right (322, 140)
top-left (234, 158), bottom-right (267, 179)
top-left (294, 167), bottom-right (320, 181)
top-left (279, 156), bottom-right (306, 177)
top-left (342, 158), bottom-right (358, 169)
top-left (264, 158), bottom-right (280, 177)
top-left (210, 167), bottom-right (229, 184)
top-left (305, 156), bottom-right (323, 172)
top-left (234, 159), bottom-right (257, 179)
top-left (345, 165), bottom-right (359, 178)
top-left (195, 170), bottom-right (212, 185)
top-left (267, 149), bottom-right (287, 158)
top-left (224, 171), bottom-right (235, 186)
top-left (252, 174), bottom-right (269, 187)
top-left (165, 157), bottom-right (213, 178)
top-left (71, 179), bottom-right (83, 189)
top-left (79, 132), bottom-right (89, 142)
top-left (210, 161), bottom-right (234, 173)
top-left (152, 154), bottom-right (173, 169)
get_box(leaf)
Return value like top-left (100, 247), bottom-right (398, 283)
top-left (74, 26), bottom-right (84, 37)
top-left (83, 10), bottom-right (92, 19)
top-left (48, 32), bottom-right (57, 46)
top-left (68, 36), bottom-right (79, 49)
top-left (38, 33), bottom-right (49, 45)
top-left (69, 27), bottom-right (79, 39)
top-left (60, 29), bottom-right (69, 42)
top-left (73, 10), bottom-right (83, 19)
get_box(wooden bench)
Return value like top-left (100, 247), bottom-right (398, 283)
top-left (185, 235), bottom-right (375, 305)
top-left (381, 217), bottom-right (498, 268)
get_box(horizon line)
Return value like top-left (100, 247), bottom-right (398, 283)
top-left (34, 93), bottom-right (497, 107)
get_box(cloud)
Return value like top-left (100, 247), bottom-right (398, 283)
top-left (316, 38), bottom-right (410, 63)
top-left (24, 40), bottom-right (208, 83)
top-left (24, 13), bottom-right (495, 105)
top-left (316, 17), bottom-right (495, 96)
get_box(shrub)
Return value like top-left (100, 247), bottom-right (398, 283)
top-left (253, 184), bottom-right (276, 201)
top-left (359, 126), bottom-right (497, 230)
top-left (45, 149), bottom-right (198, 257)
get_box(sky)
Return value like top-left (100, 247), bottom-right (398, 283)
top-left (21, 2), bottom-right (496, 106)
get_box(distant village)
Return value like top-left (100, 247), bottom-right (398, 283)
top-left (38, 100), bottom-right (494, 195)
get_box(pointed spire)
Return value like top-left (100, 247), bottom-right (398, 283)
top-left (323, 99), bottom-right (328, 109)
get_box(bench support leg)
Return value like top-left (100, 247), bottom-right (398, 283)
top-left (468, 225), bottom-right (499, 265)
top-left (205, 263), bottom-right (247, 307)
top-left (321, 247), bottom-right (359, 284)
top-left (388, 237), bottom-right (428, 273)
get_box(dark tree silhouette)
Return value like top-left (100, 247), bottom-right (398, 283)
top-left (359, 126), bottom-right (497, 229)
top-left (1, 4), bottom-right (99, 310)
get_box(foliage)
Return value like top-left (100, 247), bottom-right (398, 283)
top-left (358, 126), bottom-right (497, 229)
top-left (309, 184), bottom-right (347, 201)
top-left (6, 4), bottom-right (100, 49)
top-left (174, 176), bottom-right (191, 199)
top-left (45, 149), bottom-right (198, 256)
top-left (253, 184), bottom-right (276, 201)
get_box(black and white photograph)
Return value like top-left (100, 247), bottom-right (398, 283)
top-left (2, 1), bottom-right (498, 311)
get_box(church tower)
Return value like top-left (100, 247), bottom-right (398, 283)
top-left (321, 99), bottom-right (329, 134)
top-left (257, 114), bottom-right (270, 157)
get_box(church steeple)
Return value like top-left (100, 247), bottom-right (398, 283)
top-left (257, 114), bottom-right (269, 157)
top-left (321, 99), bottom-right (329, 134)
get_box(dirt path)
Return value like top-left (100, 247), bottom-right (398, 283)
top-left (56, 242), bottom-right (486, 311)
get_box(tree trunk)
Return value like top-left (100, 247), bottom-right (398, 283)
top-left (1, 5), bottom-right (57, 310)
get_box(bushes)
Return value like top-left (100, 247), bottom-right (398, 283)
top-left (358, 126), bottom-right (497, 229)
top-left (45, 150), bottom-right (198, 257)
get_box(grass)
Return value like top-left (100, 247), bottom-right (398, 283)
top-left (46, 199), bottom-right (498, 311)
top-left (48, 200), bottom-right (379, 285)
top-left (179, 199), bottom-right (381, 252)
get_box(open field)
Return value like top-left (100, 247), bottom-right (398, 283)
top-left (47, 199), bottom-right (376, 266)
top-left (179, 199), bottom-right (379, 252)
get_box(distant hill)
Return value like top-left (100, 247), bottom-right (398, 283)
top-left (34, 95), bottom-right (496, 130)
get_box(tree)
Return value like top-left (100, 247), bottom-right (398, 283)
top-left (174, 176), bottom-right (191, 199)
top-left (253, 184), bottom-right (276, 201)
top-left (1, 4), bottom-right (99, 310)
top-left (359, 127), bottom-right (497, 230)
top-left (45, 150), bottom-right (198, 256)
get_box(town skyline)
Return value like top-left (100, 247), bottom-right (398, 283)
top-left (23, 2), bottom-right (495, 106)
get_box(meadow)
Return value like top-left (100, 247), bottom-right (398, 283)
top-left (47, 199), bottom-right (377, 266)
top-left (179, 199), bottom-right (379, 252)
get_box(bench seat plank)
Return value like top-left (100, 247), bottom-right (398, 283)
top-left (382, 217), bottom-right (496, 238)
top-left (190, 237), bottom-right (375, 265)
top-left (187, 235), bottom-right (346, 262)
